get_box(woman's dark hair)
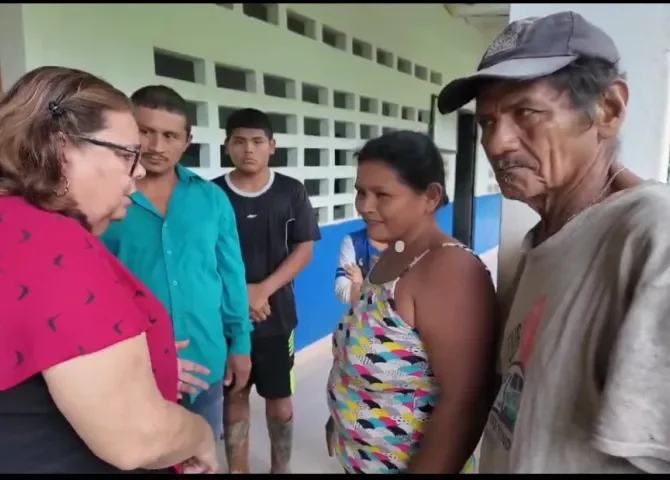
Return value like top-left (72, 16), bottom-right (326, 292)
top-left (355, 130), bottom-right (449, 206)
top-left (0, 66), bottom-right (132, 226)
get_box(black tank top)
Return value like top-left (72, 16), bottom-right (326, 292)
top-left (0, 375), bottom-right (172, 474)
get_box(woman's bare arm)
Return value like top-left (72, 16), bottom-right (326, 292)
top-left (407, 248), bottom-right (498, 473)
top-left (43, 333), bottom-right (213, 471)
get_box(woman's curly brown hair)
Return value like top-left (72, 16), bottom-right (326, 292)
top-left (0, 66), bottom-right (132, 228)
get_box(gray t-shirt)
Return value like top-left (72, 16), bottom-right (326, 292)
top-left (480, 182), bottom-right (670, 474)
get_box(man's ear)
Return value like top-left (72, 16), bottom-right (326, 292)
top-left (595, 79), bottom-right (628, 140)
top-left (180, 132), bottom-right (192, 158)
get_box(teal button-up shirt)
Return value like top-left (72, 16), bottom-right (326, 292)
top-left (101, 165), bottom-right (252, 400)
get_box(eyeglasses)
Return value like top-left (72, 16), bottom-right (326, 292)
top-left (74, 135), bottom-right (141, 176)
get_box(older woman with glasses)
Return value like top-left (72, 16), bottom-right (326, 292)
top-left (0, 66), bottom-right (216, 473)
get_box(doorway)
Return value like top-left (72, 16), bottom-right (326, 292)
top-left (429, 94), bottom-right (478, 249)
top-left (452, 110), bottom-right (478, 248)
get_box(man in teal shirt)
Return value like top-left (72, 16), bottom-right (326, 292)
top-left (101, 85), bottom-right (252, 439)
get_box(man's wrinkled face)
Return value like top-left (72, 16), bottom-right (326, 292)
top-left (475, 80), bottom-right (598, 204)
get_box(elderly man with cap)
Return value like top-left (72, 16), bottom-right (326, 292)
top-left (438, 11), bottom-right (670, 474)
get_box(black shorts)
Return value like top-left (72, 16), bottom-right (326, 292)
top-left (233, 331), bottom-right (295, 400)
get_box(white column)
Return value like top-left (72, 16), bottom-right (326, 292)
top-left (498, 3), bottom-right (670, 290)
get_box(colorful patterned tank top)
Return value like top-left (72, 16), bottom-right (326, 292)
top-left (327, 243), bottom-right (480, 474)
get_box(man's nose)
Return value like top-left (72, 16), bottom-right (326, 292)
top-left (147, 133), bottom-right (164, 153)
top-left (483, 117), bottom-right (521, 160)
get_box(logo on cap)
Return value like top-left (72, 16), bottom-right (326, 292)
top-left (483, 17), bottom-right (539, 60)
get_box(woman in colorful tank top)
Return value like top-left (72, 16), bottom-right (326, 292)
top-left (325, 131), bottom-right (499, 474)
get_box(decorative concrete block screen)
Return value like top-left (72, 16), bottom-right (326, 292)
top-left (151, 3), bottom-right (448, 226)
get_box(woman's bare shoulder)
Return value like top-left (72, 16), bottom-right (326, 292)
top-left (413, 237), bottom-right (492, 290)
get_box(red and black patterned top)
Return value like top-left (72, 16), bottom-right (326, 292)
top-left (0, 196), bottom-right (179, 473)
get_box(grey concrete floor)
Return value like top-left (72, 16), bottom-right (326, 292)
top-left (216, 249), bottom-right (499, 474)
top-left (215, 334), bottom-right (342, 473)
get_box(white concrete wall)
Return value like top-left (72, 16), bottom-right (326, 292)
top-left (0, 4), bottom-right (27, 92)
top-left (2, 3), bottom-right (498, 226)
top-left (432, 112), bottom-right (500, 198)
top-left (498, 3), bottom-right (670, 290)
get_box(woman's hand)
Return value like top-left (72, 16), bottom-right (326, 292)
top-left (181, 417), bottom-right (218, 474)
top-left (175, 340), bottom-right (211, 399)
top-left (181, 447), bottom-right (218, 474)
top-left (344, 263), bottom-right (364, 285)
top-left (325, 416), bottom-right (336, 457)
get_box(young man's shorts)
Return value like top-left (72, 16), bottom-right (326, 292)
top-left (245, 330), bottom-right (296, 400)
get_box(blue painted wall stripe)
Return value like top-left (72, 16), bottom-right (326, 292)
top-left (473, 194), bottom-right (502, 254)
top-left (293, 193), bottom-right (502, 351)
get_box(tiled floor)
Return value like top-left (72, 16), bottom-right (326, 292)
top-left (216, 248), bottom-right (499, 473)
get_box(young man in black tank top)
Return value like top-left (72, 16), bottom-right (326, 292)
top-left (213, 108), bottom-right (321, 473)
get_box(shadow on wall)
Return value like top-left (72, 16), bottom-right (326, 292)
top-left (292, 193), bottom-right (502, 351)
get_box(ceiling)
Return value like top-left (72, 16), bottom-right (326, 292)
top-left (443, 3), bottom-right (509, 34)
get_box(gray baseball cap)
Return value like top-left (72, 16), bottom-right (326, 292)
top-left (437, 11), bottom-right (620, 115)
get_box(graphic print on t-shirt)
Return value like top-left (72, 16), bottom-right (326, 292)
top-left (487, 296), bottom-right (546, 451)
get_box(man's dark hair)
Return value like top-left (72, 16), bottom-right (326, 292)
top-left (130, 85), bottom-right (192, 134)
top-left (225, 108), bottom-right (273, 140)
top-left (544, 56), bottom-right (626, 126)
